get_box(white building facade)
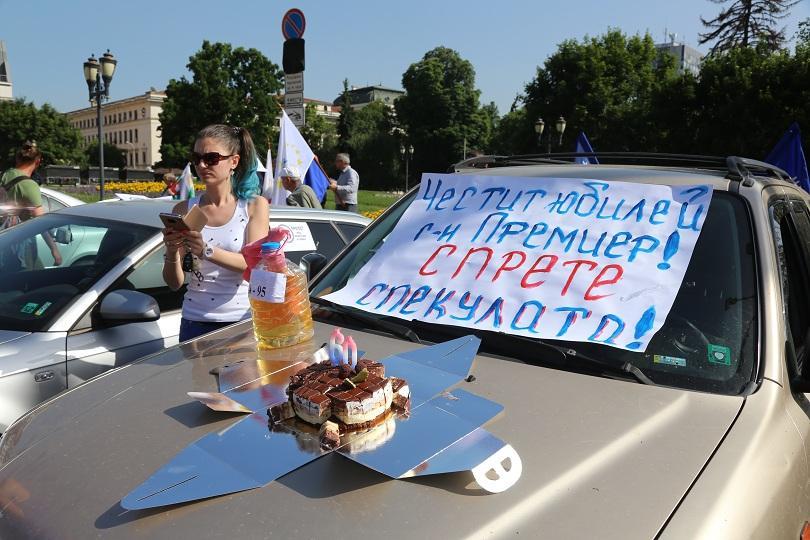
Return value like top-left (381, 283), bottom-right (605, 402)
top-left (66, 89), bottom-right (166, 168)
top-left (0, 41), bottom-right (13, 101)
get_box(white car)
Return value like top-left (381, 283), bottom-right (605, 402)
top-left (0, 199), bottom-right (369, 431)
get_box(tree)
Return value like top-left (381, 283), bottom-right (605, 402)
top-left (303, 103), bottom-right (338, 164)
top-left (521, 30), bottom-right (678, 154)
top-left (336, 79), bottom-right (356, 153)
top-left (346, 101), bottom-right (401, 190)
top-left (395, 47), bottom-right (489, 174)
top-left (699, 0), bottom-right (797, 55)
top-left (159, 41), bottom-right (283, 167)
top-left (0, 99), bottom-right (83, 169)
top-left (85, 142), bottom-right (126, 168)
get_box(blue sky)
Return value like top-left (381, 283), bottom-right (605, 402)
top-left (2, 0), bottom-right (808, 114)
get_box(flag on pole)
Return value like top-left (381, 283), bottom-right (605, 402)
top-left (177, 162), bottom-right (195, 200)
top-left (263, 147), bottom-right (289, 206)
top-left (276, 110), bottom-right (331, 203)
top-left (765, 122), bottom-right (810, 193)
top-left (574, 132), bottom-right (598, 165)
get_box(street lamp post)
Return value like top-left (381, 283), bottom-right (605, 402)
top-left (83, 50), bottom-right (117, 201)
top-left (534, 116), bottom-right (567, 154)
top-left (399, 144), bottom-right (414, 192)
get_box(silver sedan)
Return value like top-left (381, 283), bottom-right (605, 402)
top-left (0, 199), bottom-right (369, 431)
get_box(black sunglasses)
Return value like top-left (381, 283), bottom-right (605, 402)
top-left (190, 151), bottom-right (234, 167)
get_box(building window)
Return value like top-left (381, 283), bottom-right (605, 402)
top-left (134, 129), bottom-right (138, 143)
top-left (135, 152), bottom-right (139, 166)
top-left (143, 151), bottom-right (147, 165)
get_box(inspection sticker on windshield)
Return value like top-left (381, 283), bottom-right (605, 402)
top-left (34, 302), bottom-right (52, 316)
top-left (707, 344), bottom-right (732, 365)
top-left (653, 354), bottom-right (686, 367)
top-left (324, 173), bottom-right (712, 352)
top-left (20, 302), bottom-right (38, 314)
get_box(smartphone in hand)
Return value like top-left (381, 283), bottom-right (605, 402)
top-left (159, 212), bottom-right (190, 232)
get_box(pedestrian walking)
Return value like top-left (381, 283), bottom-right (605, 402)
top-left (161, 124), bottom-right (270, 342)
top-left (0, 140), bottom-right (62, 268)
top-left (328, 153), bottom-right (359, 212)
top-left (280, 166), bottom-right (322, 209)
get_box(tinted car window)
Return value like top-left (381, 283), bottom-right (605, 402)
top-left (307, 221), bottom-right (345, 261)
top-left (336, 223), bottom-right (365, 243)
top-left (109, 245), bottom-right (186, 313)
top-left (0, 214), bottom-right (155, 332)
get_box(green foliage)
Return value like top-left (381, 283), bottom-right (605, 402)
top-left (336, 79), bottom-right (355, 153)
top-left (522, 30), bottom-right (678, 153)
top-left (344, 101), bottom-right (402, 190)
top-left (0, 99), bottom-right (83, 169)
top-left (158, 41), bottom-right (283, 167)
top-left (85, 141), bottom-right (126, 168)
top-left (699, 0), bottom-right (797, 56)
top-left (302, 103), bottom-right (338, 164)
top-left (395, 47), bottom-right (489, 173)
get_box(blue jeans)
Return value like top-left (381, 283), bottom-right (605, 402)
top-left (179, 318), bottom-right (233, 342)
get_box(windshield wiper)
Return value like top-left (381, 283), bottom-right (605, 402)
top-left (310, 297), bottom-right (421, 344)
top-left (499, 333), bottom-right (655, 386)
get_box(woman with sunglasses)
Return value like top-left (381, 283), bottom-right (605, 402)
top-left (162, 124), bottom-right (270, 341)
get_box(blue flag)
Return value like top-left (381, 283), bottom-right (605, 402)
top-left (574, 131), bottom-right (598, 164)
top-left (304, 160), bottom-right (330, 201)
top-left (765, 122), bottom-right (810, 193)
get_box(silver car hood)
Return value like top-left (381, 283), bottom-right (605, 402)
top-left (0, 330), bottom-right (30, 349)
top-left (0, 331), bottom-right (66, 377)
top-left (0, 322), bottom-right (743, 539)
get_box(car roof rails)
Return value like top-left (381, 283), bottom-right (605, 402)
top-left (452, 152), bottom-right (794, 185)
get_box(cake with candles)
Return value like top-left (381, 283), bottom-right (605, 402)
top-left (269, 328), bottom-right (410, 449)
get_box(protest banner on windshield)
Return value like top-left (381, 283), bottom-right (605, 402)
top-left (324, 173), bottom-right (712, 351)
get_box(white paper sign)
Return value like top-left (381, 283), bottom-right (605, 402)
top-left (271, 221), bottom-right (317, 252)
top-left (249, 269), bottom-right (286, 303)
top-left (324, 173), bottom-right (713, 351)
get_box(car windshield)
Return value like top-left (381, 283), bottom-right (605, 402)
top-left (312, 187), bottom-right (758, 396)
top-left (0, 214), bottom-right (156, 332)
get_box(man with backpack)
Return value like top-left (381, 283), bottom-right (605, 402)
top-left (0, 141), bottom-right (62, 267)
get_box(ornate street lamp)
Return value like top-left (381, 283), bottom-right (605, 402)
top-left (534, 118), bottom-right (546, 153)
top-left (399, 144), bottom-right (414, 192)
top-left (83, 50), bottom-right (117, 201)
top-left (556, 116), bottom-right (567, 146)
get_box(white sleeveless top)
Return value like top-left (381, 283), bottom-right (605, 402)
top-left (182, 195), bottom-right (252, 322)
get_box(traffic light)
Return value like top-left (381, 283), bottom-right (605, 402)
top-left (283, 38), bottom-right (305, 74)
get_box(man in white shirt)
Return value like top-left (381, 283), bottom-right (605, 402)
top-left (328, 153), bottom-right (360, 212)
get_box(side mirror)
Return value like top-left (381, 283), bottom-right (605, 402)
top-left (300, 252), bottom-right (328, 280)
top-left (99, 290), bottom-right (160, 324)
top-left (54, 226), bottom-right (72, 244)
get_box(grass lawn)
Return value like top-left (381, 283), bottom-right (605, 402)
top-left (49, 185), bottom-right (402, 216)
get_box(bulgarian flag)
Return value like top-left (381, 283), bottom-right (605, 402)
top-left (178, 162), bottom-right (195, 200)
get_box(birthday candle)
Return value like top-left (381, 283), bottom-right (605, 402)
top-left (344, 336), bottom-right (357, 369)
top-left (329, 328), bottom-right (345, 366)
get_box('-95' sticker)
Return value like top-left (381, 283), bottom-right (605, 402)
top-left (249, 269), bottom-right (287, 303)
top-left (34, 302), bottom-right (53, 316)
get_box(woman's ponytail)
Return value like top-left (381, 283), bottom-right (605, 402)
top-left (232, 127), bottom-right (260, 200)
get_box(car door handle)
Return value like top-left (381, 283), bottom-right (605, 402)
top-left (34, 370), bottom-right (55, 383)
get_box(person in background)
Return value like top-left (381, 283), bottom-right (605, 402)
top-left (281, 166), bottom-right (322, 209)
top-left (160, 173), bottom-right (179, 198)
top-left (328, 153), bottom-right (359, 212)
top-left (161, 125), bottom-right (270, 342)
top-left (0, 141), bottom-right (62, 267)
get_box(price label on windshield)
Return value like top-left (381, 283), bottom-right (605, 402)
top-left (249, 269), bottom-right (286, 303)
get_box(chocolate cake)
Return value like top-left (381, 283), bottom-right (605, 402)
top-left (269, 357), bottom-right (411, 449)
